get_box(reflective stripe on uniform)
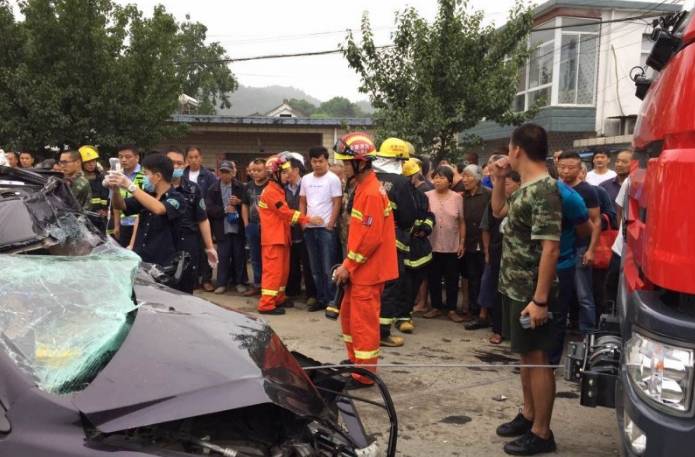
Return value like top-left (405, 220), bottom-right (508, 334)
top-left (423, 218), bottom-right (434, 227)
top-left (389, 200), bottom-right (398, 210)
top-left (351, 208), bottom-right (363, 221)
top-left (396, 240), bottom-right (410, 252)
top-left (258, 201), bottom-right (268, 209)
top-left (326, 306), bottom-right (340, 313)
top-left (90, 197), bottom-right (107, 205)
top-left (291, 210), bottom-right (300, 224)
top-left (347, 251), bottom-right (367, 263)
top-left (384, 203), bottom-right (392, 217)
top-left (261, 289), bottom-right (279, 296)
top-left (404, 253), bottom-right (433, 268)
top-left (379, 317), bottom-right (394, 325)
top-left (342, 334), bottom-right (353, 343)
top-left (279, 286), bottom-right (286, 292)
top-left (354, 349), bottom-right (380, 360)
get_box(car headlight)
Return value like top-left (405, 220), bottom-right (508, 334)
top-left (626, 332), bottom-right (694, 413)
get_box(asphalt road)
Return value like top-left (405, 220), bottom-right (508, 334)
top-left (198, 291), bottom-right (620, 457)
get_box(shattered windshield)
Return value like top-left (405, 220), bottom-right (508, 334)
top-left (0, 167), bottom-right (141, 394)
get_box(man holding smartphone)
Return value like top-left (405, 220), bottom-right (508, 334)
top-left (490, 124), bottom-right (562, 456)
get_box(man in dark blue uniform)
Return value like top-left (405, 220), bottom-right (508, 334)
top-left (108, 153), bottom-right (184, 268)
top-left (184, 146), bottom-right (219, 291)
top-left (166, 148), bottom-right (219, 293)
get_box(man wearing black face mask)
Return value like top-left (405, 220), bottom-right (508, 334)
top-left (108, 153), bottom-right (185, 269)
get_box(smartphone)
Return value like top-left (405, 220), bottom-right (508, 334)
top-left (109, 157), bottom-right (122, 173)
top-left (520, 312), bottom-right (555, 329)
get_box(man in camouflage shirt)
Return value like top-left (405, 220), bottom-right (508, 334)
top-left (59, 149), bottom-right (92, 211)
top-left (490, 124), bottom-right (562, 456)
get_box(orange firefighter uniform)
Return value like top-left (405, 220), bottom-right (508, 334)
top-left (258, 180), bottom-right (309, 312)
top-left (341, 170), bottom-right (398, 383)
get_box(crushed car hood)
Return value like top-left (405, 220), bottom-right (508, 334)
top-left (73, 282), bottom-right (328, 433)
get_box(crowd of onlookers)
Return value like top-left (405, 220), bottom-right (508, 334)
top-left (3, 142), bottom-right (629, 346)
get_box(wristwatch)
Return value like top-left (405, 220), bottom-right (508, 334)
top-left (127, 183), bottom-right (137, 193)
top-left (531, 299), bottom-right (548, 308)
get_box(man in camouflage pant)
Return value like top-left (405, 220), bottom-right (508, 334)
top-left (490, 124), bottom-right (562, 456)
top-left (59, 149), bottom-right (92, 211)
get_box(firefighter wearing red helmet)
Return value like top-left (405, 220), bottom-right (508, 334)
top-left (258, 153), bottom-right (323, 315)
top-left (332, 132), bottom-right (398, 388)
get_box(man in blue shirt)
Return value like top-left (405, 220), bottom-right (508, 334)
top-left (114, 145), bottom-right (144, 247)
top-left (558, 151), bottom-right (601, 334)
top-left (549, 181), bottom-right (592, 365)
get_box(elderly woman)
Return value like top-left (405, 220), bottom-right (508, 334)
top-left (459, 164), bottom-right (492, 330)
top-left (423, 166), bottom-right (466, 322)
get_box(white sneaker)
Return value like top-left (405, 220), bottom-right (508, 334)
top-left (214, 286), bottom-right (227, 294)
top-left (236, 284), bottom-right (248, 294)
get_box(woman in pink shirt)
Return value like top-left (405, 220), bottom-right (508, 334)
top-left (423, 166), bottom-right (466, 322)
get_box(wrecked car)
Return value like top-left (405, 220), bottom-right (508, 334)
top-left (0, 165), bottom-right (397, 457)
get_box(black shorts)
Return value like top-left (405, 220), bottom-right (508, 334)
top-left (501, 295), bottom-right (560, 354)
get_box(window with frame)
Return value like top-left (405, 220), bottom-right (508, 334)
top-left (514, 16), bottom-right (599, 111)
top-left (515, 24), bottom-right (554, 111)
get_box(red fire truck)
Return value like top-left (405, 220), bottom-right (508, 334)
top-left (565, 8), bottom-right (695, 457)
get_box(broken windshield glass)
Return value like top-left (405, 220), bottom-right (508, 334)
top-left (0, 242), bottom-right (140, 394)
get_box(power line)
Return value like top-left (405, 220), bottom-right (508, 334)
top-left (177, 44), bottom-right (394, 65)
top-left (209, 26), bottom-right (395, 45)
top-left (178, 8), bottom-right (677, 66)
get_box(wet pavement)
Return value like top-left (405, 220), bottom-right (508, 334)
top-left (198, 291), bottom-right (620, 457)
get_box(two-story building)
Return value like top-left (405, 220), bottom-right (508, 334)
top-left (463, 0), bottom-right (682, 158)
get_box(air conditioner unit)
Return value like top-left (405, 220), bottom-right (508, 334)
top-left (603, 118), bottom-right (621, 137)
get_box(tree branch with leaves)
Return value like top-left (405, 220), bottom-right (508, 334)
top-left (0, 0), bottom-right (237, 151)
top-left (342, 0), bottom-right (536, 162)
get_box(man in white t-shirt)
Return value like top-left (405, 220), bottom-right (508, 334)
top-left (586, 150), bottom-right (617, 186)
top-left (300, 146), bottom-right (343, 311)
top-left (605, 177), bottom-right (630, 309)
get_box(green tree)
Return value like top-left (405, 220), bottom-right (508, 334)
top-left (342, 0), bottom-right (535, 162)
top-left (286, 96), bottom-right (369, 119)
top-left (286, 98), bottom-right (317, 117)
top-left (314, 96), bottom-right (365, 118)
top-left (0, 0), bottom-right (236, 151)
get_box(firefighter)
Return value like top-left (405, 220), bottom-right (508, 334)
top-left (79, 145), bottom-right (110, 233)
top-left (398, 157), bottom-right (435, 333)
top-left (258, 153), bottom-right (323, 315)
top-left (373, 138), bottom-right (416, 347)
top-left (332, 132), bottom-right (398, 389)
